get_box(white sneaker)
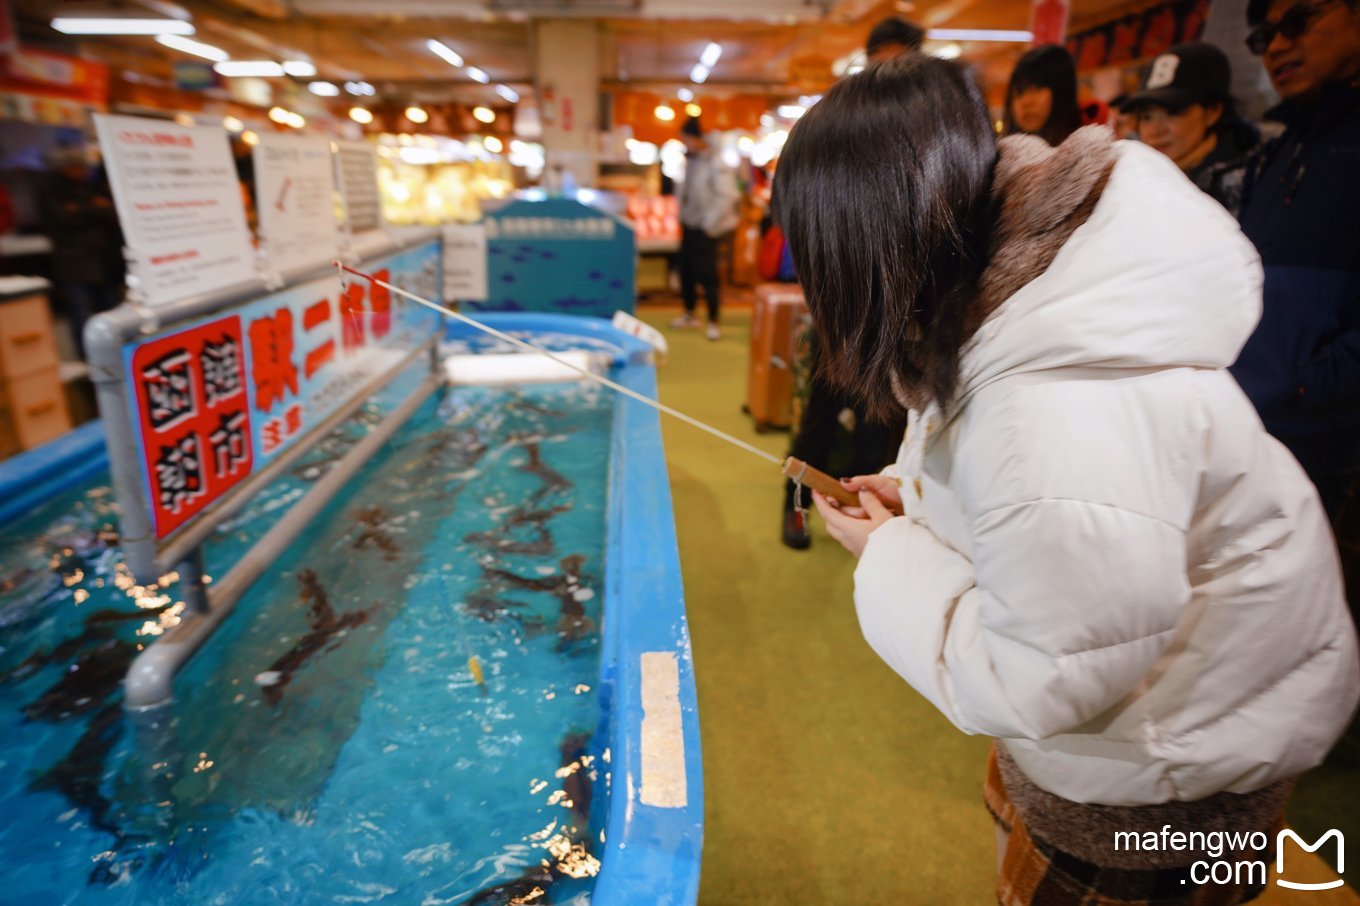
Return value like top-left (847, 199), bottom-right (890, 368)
top-left (669, 313), bottom-right (700, 328)
top-left (706, 323), bottom-right (721, 341)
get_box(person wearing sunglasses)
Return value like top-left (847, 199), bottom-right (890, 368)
top-left (1231, 0), bottom-right (1360, 520)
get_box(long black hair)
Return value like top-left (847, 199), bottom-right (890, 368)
top-left (774, 56), bottom-right (997, 420)
top-left (1003, 45), bottom-right (1082, 147)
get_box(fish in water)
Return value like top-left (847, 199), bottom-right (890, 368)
top-left (479, 554), bottom-right (596, 648)
top-left (257, 569), bottom-right (375, 706)
top-left (23, 638), bottom-right (140, 722)
top-left (352, 506), bottom-right (402, 560)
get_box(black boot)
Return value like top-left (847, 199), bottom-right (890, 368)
top-left (781, 483), bottom-right (811, 550)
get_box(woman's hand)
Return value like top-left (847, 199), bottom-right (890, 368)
top-left (812, 487), bottom-right (897, 558)
top-left (837, 474), bottom-right (904, 518)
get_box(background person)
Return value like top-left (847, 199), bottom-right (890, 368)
top-left (778, 15), bottom-right (921, 549)
top-left (1002, 45), bottom-right (1083, 146)
top-left (38, 145), bottom-right (124, 360)
top-left (1125, 43), bottom-right (1259, 214)
top-left (1231, 0), bottom-right (1360, 520)
top-left (671, 116), bottom-right (739, 341)
top-left (777, 55), bottom-right (1359, 904)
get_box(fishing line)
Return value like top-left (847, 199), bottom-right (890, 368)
top-left (338, 262), bottom-right (782, 466)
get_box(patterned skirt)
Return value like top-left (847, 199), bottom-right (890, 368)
top-left (984, 746), bottom-right (1276, 906)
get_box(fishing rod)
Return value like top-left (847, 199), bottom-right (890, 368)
top-left (335, 263), bottom-right (859, 508)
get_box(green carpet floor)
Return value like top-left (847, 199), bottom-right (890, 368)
top-left (637, 302), bottom-right (1357, 905)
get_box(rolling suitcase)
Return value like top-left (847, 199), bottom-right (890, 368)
top-left (745, 283), bottom-right (808, 433)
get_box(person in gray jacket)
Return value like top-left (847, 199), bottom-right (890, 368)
top-left (671, 116), bottom-right (739, 341)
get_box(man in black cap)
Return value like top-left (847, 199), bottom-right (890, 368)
top-left (865, 16), bottom-right (925, 61)
top-left (672, 116), bottom-right (738, 341)
top-left (1231, 0), bottom-right (1360, 520)
top-left (1123, 43), bottom-right (1258, 212)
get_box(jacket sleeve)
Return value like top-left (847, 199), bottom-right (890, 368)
top-left (853, 499), bottom-right (1189, 739)
top-left (1298, 297), bottom-right (1360, 410)
top-left (701, 164), bottom-right (741, 238)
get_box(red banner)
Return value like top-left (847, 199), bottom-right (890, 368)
top-left (131, 315), bottom-right (254, 539)
top-left (1066, 0), bottom-right (1210, 72)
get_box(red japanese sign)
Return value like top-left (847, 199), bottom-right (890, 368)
top-left (131, 315), bottom-right (253, 538)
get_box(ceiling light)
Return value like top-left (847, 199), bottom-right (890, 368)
top-left (286, 112), bottom-right (305, 128)
top-left (242, 130), bottom-right (259, 146)
top-left (932, 43), bottom-right (963, 60)
top-left (685, 103), bottom-right (702, 117)
top-left (485, 136), bottom-right (504, 153)
top-left (690, 64), bottom-right (710, 84)
top-left (473, 106), bottom-right (496, 124)
top-left (495, 84), bottom-right (520, 103)
top-left (405, 106), bottom-right (429, 124)
top-left (466, 67), bottom-right (489, 84)
top-left (427, 39), bottom-right (463, 67)
top-left (155, 34), bottom-right (227, 62)
top-left (282, 60), bottom-right (316, 77)
top-left (677, 87), bottom-right (694, 102)
top-left (268, 106), bottom-right (290, 124)
top-left (777, 105), bottom-right (807, 119)
top-left (799, 95), bottom-right (821, 107)
top-left (223, 116), bottom-right (244, 132)
top-left (52, 18), bottom-right (194, 36)
top-left (349, 107), bottom-right (374, 124)
top-left (925, 29), bottom-right (1032, 42)
top-left (215, 61), bottom-right (285, 78)
top-left (700, 42), bottom-right (723, 68)
top-left (309, 81), bottom-right (340, 96)
top-left (654, 104), bottom-right (675, 122)
top-left (344, 81), bottom-right (374, 96)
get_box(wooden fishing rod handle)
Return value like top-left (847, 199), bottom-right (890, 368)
top-left (783, 457), bottom-right (861, 507)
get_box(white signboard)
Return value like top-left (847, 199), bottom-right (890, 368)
top-left (334, 141), bottom-right (383, 235)
top-left (254, 134), bottom-right (339, 274)
top-left (94, 114), bottom-right (256, 308)
top-left (442, 223), bottom-right (487, 302)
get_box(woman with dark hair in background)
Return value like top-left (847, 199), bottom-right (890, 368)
top-left (1003, 44), bottom-right (1083, 146)
top-left (1126, 43), bottom-right (1258, 214)
top-left (776, 54), bottom-right (1358, 904)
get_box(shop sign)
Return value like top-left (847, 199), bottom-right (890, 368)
top-left (1067, 0), bottom-right (1210, 72)
top-left (0, 48), bottom-right (108, 105)
top-left (95, 113), bottom-right (256, 308)
top-left (254, 133), bottom-right (339, 274)
top-left (124, 239), bottom-right (442, 540)
top-left (478, 197), bottom-right (634, 319)
top-left (334, 141), bottom-right (384, 235)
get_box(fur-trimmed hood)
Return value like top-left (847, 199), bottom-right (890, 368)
top-left (956, 126), bottom-right (1264, 409)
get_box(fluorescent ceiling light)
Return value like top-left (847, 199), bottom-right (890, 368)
top-left (286, 112), bottom-right (305, 129)
top-left (215, 61), bottom-right (285, 77)
top-left (309, 81), bottom-right (340, 96)
top-left (690, 64), bottom-right (709, 84)
top-left (223, 116), bottom-right (244, 132)
top-left (268, 106), bottom-right (290, 124)
top-left (52, 18), bottom-right (193, 35)
top-left (344, 81), bottom-right (375, 96)
top-left (926, 29), bottom-right (1033, 42)
top-left (155, 34), bottom-right (227, 62)
top-left (427, 39), bottom-right (463, 67)
top-left (405, 106), bottom-right (429, 124)
top-left (473, 106), bottom-right (496, 124)
top-left (777, 105), bottom-right (807, 119)
top-left (465, 67), bottom-right (489, 84)
top-left (700, 42), bottom-right (722, 68)
top-left (932, 43), bottom-right (963, 59)
top-left (495, 84), bottom-right (520, 103)
top-left (349, 107), bottom-right (374, 124)
top-left (485, 136), bottom-right (504, 153)
top-left (677, 87), bottom-right (694, 102)
top-left (282, 60), bottom-right (316, 77)
top-left (654, 104), bottom-right (675, 121)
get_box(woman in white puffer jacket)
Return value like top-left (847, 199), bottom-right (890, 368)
top-left (776, 56), bottom-right (1359, 904)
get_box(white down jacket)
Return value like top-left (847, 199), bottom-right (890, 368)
top-left (854, 139), bottom-right (1360, 806)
